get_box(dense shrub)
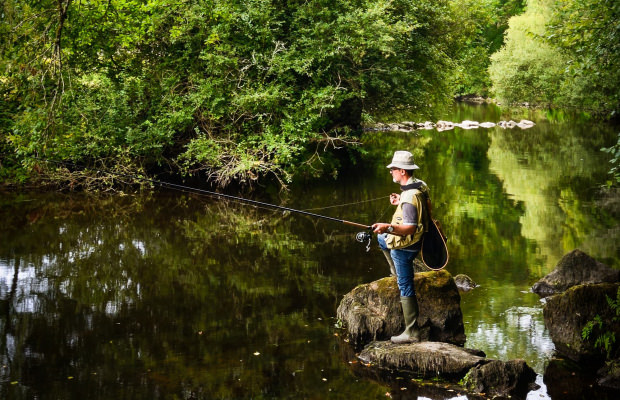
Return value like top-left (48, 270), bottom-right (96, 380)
top-left (1, 0), bottom-right (460, 188)
top-left (489, 0), bottom-right (619, 117)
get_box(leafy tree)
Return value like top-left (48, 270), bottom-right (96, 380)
top-left (488, 0), bottom-right (567, 106)
top-left (449, 0), bottom-right (526, 97)
top-left (488, 0), bottom-right (619, 116)
top-left (1, 0), bottom-right (465, 189)
top-left (546, 0), bottom-right (620, 117)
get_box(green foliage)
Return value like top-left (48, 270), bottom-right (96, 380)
top-left (489, 0), bottom-right (620, 116)
top-left (1, 0), bottom-right (468, 189)
top-left (449, 0), bottom-right (526, 96)
top-left (601, 133), bottom-right (620, 187)
top-left (582, 287), bottom-right (620, 360)
top-left (489, 0), bottom-right (568, 105)
top-left (546, 0), bottom-right (620, 117)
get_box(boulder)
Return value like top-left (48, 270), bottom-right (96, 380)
top-left (358, 341), bottom-right (486, 379)
top-left (336, 277), bottom-right (402, 347)
top-left (359, 341), bottom-right (538, 398)
top-left (463, 359), bottom-right (538, 399)
top-left (543, 282), bottom-right (620, 362)
top-left (532, 249), bottom-right (619, 297)
top-left (336, 270), bottom-right (466, 348)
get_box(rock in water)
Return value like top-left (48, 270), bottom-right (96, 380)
top-left (543, 282), bottom-right (620, 362)
top-left (463, 359), bottom-right (538, 398)
top-left (336, 277), bottom-right (402, 347)
top-left (336, 270), bottom-right (466, 348)
top-left (358, 341), bottom-right (537, 398)
top-left (358, 341), bottom-right (485, 379)
top-left (532, 249), bottom-right (619, 297)
top-left (454, 274), bottom-right (477, 291)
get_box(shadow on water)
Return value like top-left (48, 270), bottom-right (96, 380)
top-left (1, 103), bottom-right (619, 399)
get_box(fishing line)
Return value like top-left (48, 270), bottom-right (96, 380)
top-left (302, 196), bottom-right (389, 211)
top-left (32, 157), bottom-right (373, 231)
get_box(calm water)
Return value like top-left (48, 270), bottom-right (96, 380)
top-left (1, 103), bottom-right (618, 399)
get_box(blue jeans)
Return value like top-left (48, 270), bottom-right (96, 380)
top-left (378, 233), bottom-right (420, 297)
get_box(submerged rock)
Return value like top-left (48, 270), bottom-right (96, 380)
top-left (454, 274), bottom-right (477, 291)
top-left (543, 358), bottom-right (620, 398)
top-left (463, 359), bottom-right (538, 399)
top-left (532, 249), bottom-right (619, 297)
top-left (336, 270), bottom-right (466, 348)
top-left (543, 282), bottom-right (620, 362)
top-left (597, 359), bottom-right (620, 390)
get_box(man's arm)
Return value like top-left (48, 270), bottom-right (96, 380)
top-left (372, 202), bottom-right (418, 236)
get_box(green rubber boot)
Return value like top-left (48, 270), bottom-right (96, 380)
top-left (391, 296), bottom-right (421, 344)
top-left (381, 249), bottom-right (397, 277)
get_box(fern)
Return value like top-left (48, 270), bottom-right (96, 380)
top-left (582, 288), bottom-right (620, 360)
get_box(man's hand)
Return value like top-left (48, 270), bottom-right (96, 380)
top-left (372, 223), bottom-right (391, 234)
top-left (389, 193), bottom-right (400, 205)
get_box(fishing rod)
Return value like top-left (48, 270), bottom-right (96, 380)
top-left (34, 157), bottom-right (374, 233)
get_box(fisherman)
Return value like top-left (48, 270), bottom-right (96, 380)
top-left (372, 150), bottom-right (430, 344)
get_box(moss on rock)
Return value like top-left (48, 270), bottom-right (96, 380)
top-left (337, 271), bottom-right (466, 348)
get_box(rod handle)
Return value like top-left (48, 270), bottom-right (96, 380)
top-left (342, 220), bottom-right (372, 229)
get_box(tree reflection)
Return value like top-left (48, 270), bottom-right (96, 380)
top-left (0, 193), bottom-right (381, 399)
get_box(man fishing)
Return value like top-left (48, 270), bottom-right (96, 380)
top-left (372, 150), bottom-right (430, 344)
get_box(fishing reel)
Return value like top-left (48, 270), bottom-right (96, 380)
top-left (355, 231), bottom-right (373, 252)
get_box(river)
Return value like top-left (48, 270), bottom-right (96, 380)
top-left (1, 103), bottom-right (618, 399)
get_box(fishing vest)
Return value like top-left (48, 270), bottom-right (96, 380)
top-left (385, 184), bottom-right (429, 250)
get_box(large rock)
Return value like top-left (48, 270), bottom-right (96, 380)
top-left (336, 270), bottom-right (466, 347)
top-left (543, 358), bottom-right (620, 399)
top-left (463, 359), bottom-right (538, 399)
top-left (359, 341), bottom-right (537, 398)
top-left (358, 341), bottom-right (485, 379)
top-left (532, 249), bottom-right (619, 297)
top-left (543, 282), bottom-right (620, 362)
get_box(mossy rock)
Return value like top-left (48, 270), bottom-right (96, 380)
top-left (336, 270), bottom-right (466, 348)
top-left (463, 359), bottom-right (538, 398)
top-left (359, 341), bottom-right (485, 379)
top-left (543, 282), bottom-right (620, 362)
top-left (532, 249), bottom-right (619, 297)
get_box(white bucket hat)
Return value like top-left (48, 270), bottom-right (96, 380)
top-left (386, 151), bottom-right (419, 170)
